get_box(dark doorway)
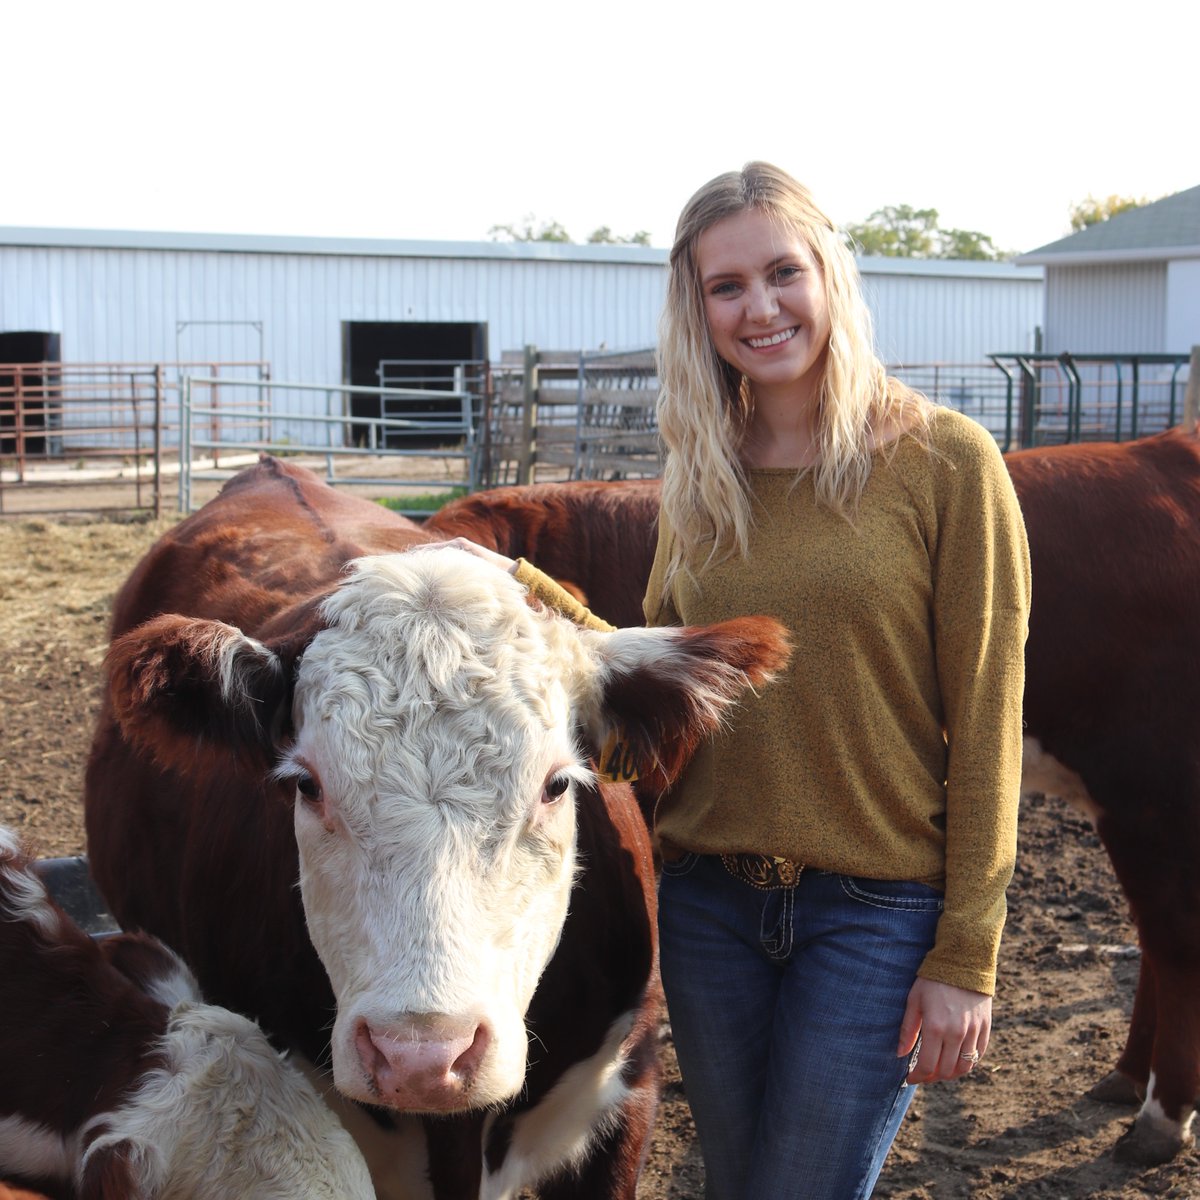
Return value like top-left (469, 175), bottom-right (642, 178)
top-left (342, 321), bottom-right (486, 447)
top-left (1, 332), bottom-right (62, 455)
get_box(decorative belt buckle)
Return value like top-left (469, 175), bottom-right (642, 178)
top-left (720, 852), bottom-right (803, 890)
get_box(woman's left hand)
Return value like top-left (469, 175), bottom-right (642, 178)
top-left (896, 978), bottom-right (991, 1083)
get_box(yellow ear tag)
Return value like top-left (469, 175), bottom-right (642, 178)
top-left (596, 729), bottom-right (639, 783)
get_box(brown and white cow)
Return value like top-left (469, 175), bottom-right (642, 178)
top-left (431, 426), bottom-right (1200, 1166)
top-left (83, 456), bottom-right (789, 1200)
top-left (424, 479), bottom-right (662, 631)
top-left (0, 826), bottom-right (374, 1200)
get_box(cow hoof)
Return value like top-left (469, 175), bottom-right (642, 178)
top-left (1113, 1119), bottom-right (1191, 1166)
top-left (1088, 1070), bottom-right (1143, 1106)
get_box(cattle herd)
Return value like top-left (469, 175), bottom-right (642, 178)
top-left (1, 425), bottom-right (1198, 1198)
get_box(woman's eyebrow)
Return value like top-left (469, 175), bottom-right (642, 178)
top-left (701, 254), bottom-right (796, 286)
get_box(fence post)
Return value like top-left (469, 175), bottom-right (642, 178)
top-left (518, 344), bottom-right (539, 486)
top-left (14, 370), bottom-right (27, 482)
top-left (179, 376), bottom-right (192, 514)
top-left (1016, 357), bottom-right (1038, 449)
top-left (1185, 345), bottom-right (1200, 430)
top-left (153, 364), bottom-right (164, 519)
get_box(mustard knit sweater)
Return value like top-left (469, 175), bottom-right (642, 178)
top-left (517, 408), bottom-right (1031, 995)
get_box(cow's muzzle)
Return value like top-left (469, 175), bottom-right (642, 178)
top-left (353, 1012), bottom-right (492, 1112)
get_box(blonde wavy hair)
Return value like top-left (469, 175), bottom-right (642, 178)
top-left (656, 161), bottom-right (932, 586)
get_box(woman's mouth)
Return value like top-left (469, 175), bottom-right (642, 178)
top-left (745, 327), bottom-right (798, 349)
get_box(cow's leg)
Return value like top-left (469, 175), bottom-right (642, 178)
top-left (537, 1083), bottom-right (659, 1200)
top-left (1114, 956), bottom-right (1200, 1165)
top-left (1089, 954), bottom-right (1154, 1106)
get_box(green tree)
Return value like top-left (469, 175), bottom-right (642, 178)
top-left (587, 226), bottom-right (652, 246)
top-left (488, 218), bottom-right (653, 246)
top-left (488, 215), bottom-right (572, 243)
top-left (1068, 194), bottom-right (1148, 232)
top-left (845, 205), bottom-right (1008, 260)
top-left (845, 205), bottom-right (939, 257)
top-left (937, 227), bottom-right (1005, 261)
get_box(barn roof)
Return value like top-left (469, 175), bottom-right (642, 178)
top-left (1017, 184), bottom-right (1200, 265)
top-left (0, 224), bottom-right (1043, 284)
top-left (0, 225), bottom-right (670, 266)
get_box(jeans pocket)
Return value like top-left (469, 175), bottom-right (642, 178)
top-left (838, 875), bottom-right (945, 912)
top-left (659, 851), bottom-right (701, 878)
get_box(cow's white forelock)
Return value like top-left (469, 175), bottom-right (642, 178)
top-left (285, 550), bottom-right (593, 1103)
top-left (80, 1002), bottom-right (372, 1198)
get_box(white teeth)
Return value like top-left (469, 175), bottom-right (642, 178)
top-left (747, 327), bottom-right (797, 349)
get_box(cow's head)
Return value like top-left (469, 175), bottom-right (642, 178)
top-left (106, 548), bottom-right (789, 1113)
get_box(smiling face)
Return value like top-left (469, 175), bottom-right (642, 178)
top-left (696, 207), bottom-right (831, 411)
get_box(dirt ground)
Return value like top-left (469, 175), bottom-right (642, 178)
top-left (1, 510), bottom-right (1197, 1200)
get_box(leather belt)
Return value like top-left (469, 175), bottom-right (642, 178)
top-left (720, 852), bottom-right (804, 891)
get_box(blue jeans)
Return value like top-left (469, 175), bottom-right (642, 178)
top-left (658, 854), bottom-right (943, 1200)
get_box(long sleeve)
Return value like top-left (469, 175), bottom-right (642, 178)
top-left (920, 427), bottom-right (1031, 994)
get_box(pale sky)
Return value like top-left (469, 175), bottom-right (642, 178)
top-left (3, 0), bottom-right (1195, 256)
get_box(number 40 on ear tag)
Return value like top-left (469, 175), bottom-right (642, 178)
top-left (597, 729), bottom-right (639, 783)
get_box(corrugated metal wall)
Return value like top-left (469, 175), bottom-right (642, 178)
top-left (1041, 262), bottom-right (1167, 354)
top-left (0, 242), bottom-right (670, 384)
top-left (0, 234), bottom-right (1044, 418)
top-left (1165, 259), bottom-right (1200, 350)
top-left (859, 263), bottom-right (1044, 365)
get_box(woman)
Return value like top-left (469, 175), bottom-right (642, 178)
top-left (446, 162), bottom-right (1030, 1200)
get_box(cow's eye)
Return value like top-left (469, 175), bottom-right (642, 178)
top-left (544, 774), bottom-right (571, 803)
top-left (296, 771), bottom-right (322, 804)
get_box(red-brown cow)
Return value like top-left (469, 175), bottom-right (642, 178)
top-left (424, 479), bottom-right (661, 630)
top-left (432, 426), bottom-right (1200, 1165)
top-left (0, 826), bottom-right (373, 1199)
top-left (83, 456), bottom-right (789, 1200)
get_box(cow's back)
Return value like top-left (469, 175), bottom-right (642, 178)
top-left (111, 456), bottom-right (430, 637)
top-left (1007, 430), bottom-right (1200, 798)
top-left (427, 479), bottom-right (660, 628)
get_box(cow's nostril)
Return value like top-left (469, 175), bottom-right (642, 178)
top-left (451, 1022), bottom-right (490, 1081)
top-left (354, 1018), bottom-right (388, 1082)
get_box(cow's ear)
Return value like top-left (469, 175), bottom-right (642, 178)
top-left (77, 1137), bottom-right (156, 1199)
top-left (106, 614), bottom-right (292, 776)
top-left (577, 616), bottom-right (791, 792)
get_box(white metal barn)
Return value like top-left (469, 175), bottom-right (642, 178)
top-left (0, 226), bottom-right (1043, 397)
top-left (1017, 183), bottom-right (1200, 354)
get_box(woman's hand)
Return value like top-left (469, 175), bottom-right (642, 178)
top-left (417, 537), bottom-right (518, 575)
top-left (897, 978), bottom-right (991, 1083)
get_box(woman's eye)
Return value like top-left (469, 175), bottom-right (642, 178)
top-left (296, 772), bottom-right (321, 803)
top-left (544, 775), bottom-right (570, 802)
top-left (775, 265), bottom-right (800, 282)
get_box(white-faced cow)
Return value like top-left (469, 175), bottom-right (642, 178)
top-left (83, 456), bottom-right (789, 1199)
top-left (0, 826), bottom-right (374, 1200)
top-left (431, 425), bottom-right (1200, 1166)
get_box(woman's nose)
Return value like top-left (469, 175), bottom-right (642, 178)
top-left (745, 281), bottom-right (779, 322)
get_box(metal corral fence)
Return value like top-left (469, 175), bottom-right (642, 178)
top-left (3, 350), bottom-right (1195, 516)
top-left (489, 348), bottom-right (1194, 481)
top-left (0, 361), bottom-right (269, 516)
top-left (180, 375), bottom-right (481, 513)
top-left (892, 353), bottom-right (1194, 452)
top-left (482, 347), bottom-right (661, 486)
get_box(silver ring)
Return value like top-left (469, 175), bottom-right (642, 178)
top-left (959, 1050), bottom-right (980, 1063)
